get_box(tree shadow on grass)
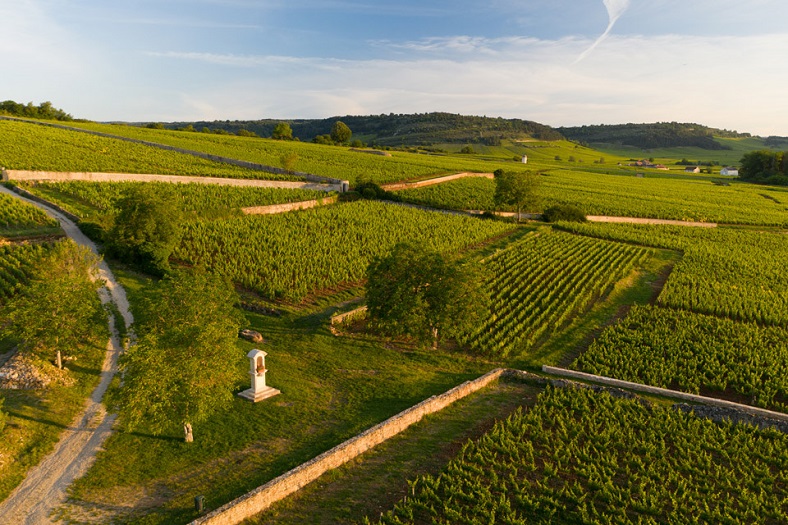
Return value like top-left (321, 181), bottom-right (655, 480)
top-left (5, 408), bottom-right (71, 430)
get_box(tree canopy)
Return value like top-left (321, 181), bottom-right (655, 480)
top-left (330, 121), bottom-right (352, 144)
top-left (493, 170), bottom-right (541, 222)
top-left (0, 99), bottom-right (73, 121)
top-left (117, 267), bottom-right (244, 442)
top-left (271, 122), bottom-right (293, 140)
top-left (739, 150), bottom-right (788, 184)
top-left (365, 243), bottom-right (488, 349)
top-left (107, 185), bottom-right (183, 276)
top-left (1, 240), bottom-right (104, 369)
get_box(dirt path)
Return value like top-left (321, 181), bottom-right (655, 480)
top-left (0, 185), bottom-right (134, 525)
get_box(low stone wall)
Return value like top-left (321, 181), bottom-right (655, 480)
top-left (189, 368), bottom-right (508, 525)
top-left (542, 366), bottom-right (788, 423)
top-left (585, 216), bottom-right (717, 228)
top-left (241, 195), bottom-right (339, 215)
top-left (349, 148), bottom-right (392, 157)
top-left (382, 172), bottom-right (493, 192)
top-left (0, 117), bottom-right (350, 191)
top-left (5, 170), bottom-right (342, 192)
top-left (329, 305), bottom-right (368, 325)
top-left (5, 183), bottom-right (80, 223)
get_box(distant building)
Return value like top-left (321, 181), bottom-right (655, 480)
top-left (521, 155), bottom-right (528, 164)
top-left (720, 167), bottom-right (739, 176)
top-left (685, 166), bottom-right (701, 173)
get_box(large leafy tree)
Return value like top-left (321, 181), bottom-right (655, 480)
top-left (739, 150), bottom-right (787, 182)
top-left (1, 240), bottom-right (104, 369)
top-left (493, 169), bottom-right (541, 222)
top-left (271, 122), bottom-right (293, 140)
top-left (366, 244), bottom-right (488, 349)
top-left (117, 267), bottom-right (244, 442)
top-left (330, 120), bottom-right (352, 144)
top-left (107, 185), bottom-right (183, 276)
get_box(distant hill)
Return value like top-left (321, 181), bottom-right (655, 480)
top-left (558, 122), bottom-right (751, 151)
top-left (163, 112), bottom-right (564, 146)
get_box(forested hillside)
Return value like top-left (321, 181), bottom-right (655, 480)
top-left (559, 122), bottom-right (750, 150)
top-left (163, 112), bottom-right (564, 146)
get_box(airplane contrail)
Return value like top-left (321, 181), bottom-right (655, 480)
top-left (575, 0), bottom-right (630, 63)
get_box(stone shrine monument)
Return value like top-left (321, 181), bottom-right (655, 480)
top-left (238, 349), bottom-right (281, 402)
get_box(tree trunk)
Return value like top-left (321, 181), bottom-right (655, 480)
top-left (184, 422), bottom-right (193, 443)
top-left (56, 349), bottom-right (62, 370)
top-left (431, 326), bottom-right (439, 350)
top-left (517, 206), bottom-right (521, 223)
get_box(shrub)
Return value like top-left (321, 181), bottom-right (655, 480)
top-left (0, 396), bottom-right (6, 434)
top-left (543, 204), bottom-right (587, 223)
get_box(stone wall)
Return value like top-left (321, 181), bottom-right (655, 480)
top-left (0, 117), bottom-right (350, 191)
top-left (381, 171), bottom-right (493, 192)
top-left (542, 365), bottom-right (788, 423)
top-left (241, 195), bottom-right (339, 215)
top-left (5, 171), bottom-right (341, 193)
top-left (6, 184), bottom-right (80, 223)
top-left (329, 305), bottom-right (368, 326)
top-left (189, 368), bottom-right (508, 525)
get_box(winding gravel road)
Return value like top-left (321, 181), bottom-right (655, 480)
top-left (0, 185), bottom-right (134, 525)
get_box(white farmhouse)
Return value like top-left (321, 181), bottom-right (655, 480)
top-left (521, 155), bottom-right (528, 164)
top-left (720, 167), bottom-right (739, 176)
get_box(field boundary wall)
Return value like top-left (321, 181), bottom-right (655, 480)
top-left (5, 183), bottom-right (81, 223)
top-left (382, 171), bottom-right (493, 191)
top-left (542, 365), bottom-right (788, 423)
top-left (329, 305), bottom-right (368, 325)
top-left (187, 363), bottom-right (788, 524)
top-left (0, 116), bottom-right (350, 191)
top-left (189, 368), bottom-right (508, 525)
top-left (241, 195), bottom-right (339, 215)
top-left (4, 170), bottom-right (341, 192)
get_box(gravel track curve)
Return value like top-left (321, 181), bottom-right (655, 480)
top-left (0, 185), bottom-right (134, 525)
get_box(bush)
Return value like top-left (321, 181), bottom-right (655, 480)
top-left (354, 181), bottom-right (399, 202)
top-left (0, 396), bottom-right (6, 434)
top-left (338, 191), bottom-right (361, 202)
top-left (543, 204), bottom-right (587, 223)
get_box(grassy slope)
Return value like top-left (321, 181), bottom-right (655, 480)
top-left (61, 267), bottom-right (501, 525)
top-left (588, 135), bottom-right (776, 167)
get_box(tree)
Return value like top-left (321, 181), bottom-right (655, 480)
top-left (236, 129), bottom-right (258, 138)
top-left (107, 185), bottom-right (183, 276)
top-left (271, 122), bottom-right (293, 140)
top-left (739, 150), bottom-right (786, 181)
top-left (494, 170), bottom-right (541, 222)
top-left (117, 268), bottom-right (244, 442)
top-left (330, 121), bottom-right (352, 144)
top-left (365, 244), bottom-right (488, 349)
top-left (1, 240), bottom-right (104, 369)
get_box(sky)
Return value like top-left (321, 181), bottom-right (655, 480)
top-left (2, 0), bottom-right (788, 135)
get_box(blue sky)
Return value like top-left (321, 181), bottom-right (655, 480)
top-left (3, 0), bottom-right (788, 135)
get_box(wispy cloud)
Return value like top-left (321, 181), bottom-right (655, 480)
top-left (143, 32), bottom-right (788, 135)
top-left (575, 0), bottom-right (630, 63)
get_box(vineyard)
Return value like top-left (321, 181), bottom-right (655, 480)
top-left (19, 181), bottom-right (330, 221)
top-left (557, 222), bottom-right (788, 325)
top-left (62, 121), bottom-right (524, 185)
top-left (396, 169), bottom-right (788, 226)
top-left (0, 191), bottom-right (59, 234)
top-left (0, 120), bottom-right (284, 180)
top-left (173, 201), bottom-right (515, 300)
top-left (0, 242), bottom-right (51, 300)
top-left (373, 385), bottom-right (788, 525)
top-left (468, 228), bottom-right (651, 357)
top-left (574, 305), bottom-right (788, 412)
